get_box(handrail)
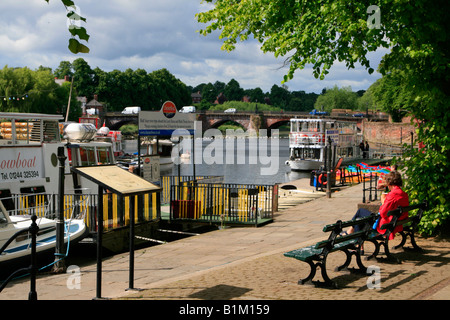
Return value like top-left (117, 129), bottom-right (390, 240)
top-left (0, 215), bottom-right (39, 300)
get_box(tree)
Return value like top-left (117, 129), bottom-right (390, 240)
top-left (72, 58), bottom-right (94, 98)
top-left (197, 0), bottom-right (450, 235)
top-left (201, 83), bottom-right (217, 103)
top-left (223, 79), bottom-right (244, 101)
top-left (0, 66), bottom-right (78, 117)
top-left (243, 87), bottom-right (266, 104)
top-left (371, 72), bottom-right (412, 122)
top-left (314, 85), bottom-right (358, 112)
top-left (269, 84), bottom-right (291, 108)
top-left (54, 61), bottom-right (74, 79)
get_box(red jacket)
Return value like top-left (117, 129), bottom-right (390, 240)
top-left (377, 186), bottom-right (409, 240)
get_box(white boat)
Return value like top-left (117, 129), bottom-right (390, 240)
top-left (286, 118), bottom-right (362, 171)
top-left (0, 113), bottom-right (118, 196)
top-left (118, 138), bottom-right (174, 173)
top-left (0, 112), bottom-right (118, 263)
top-left (0, 200), bottom-right (87, 264)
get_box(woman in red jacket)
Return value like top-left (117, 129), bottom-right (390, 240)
top-left (376, 171), bottom-right (409, 239)
top-left (344, 171), bottom-right (409, 240)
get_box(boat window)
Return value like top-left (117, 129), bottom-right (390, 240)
top-left (97, 147), bottom-right (113, 164)
top-left (0, 189), bottom-right (15, 211)
top-left (80, 147), bottom-right (96, 166)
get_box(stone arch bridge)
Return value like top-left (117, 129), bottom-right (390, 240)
top-left (103, 111), bottom-right (363, 135)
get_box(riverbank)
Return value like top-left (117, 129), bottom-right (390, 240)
top-left (1, 178), bottom-right (448, 304)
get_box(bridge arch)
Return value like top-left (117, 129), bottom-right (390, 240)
top-left (208, 119), bottom-right (247, 131)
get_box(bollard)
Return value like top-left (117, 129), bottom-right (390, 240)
top-left (28, 215), bottom-right (38, 301)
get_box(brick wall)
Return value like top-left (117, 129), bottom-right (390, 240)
top-left (362, 119), bottom-right (417, 147)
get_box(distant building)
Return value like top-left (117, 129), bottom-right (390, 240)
top-left (242, 95), bottom-right (251, 102)
top-left (54, 75), bottom-right (70, 86)
top-left (191, 91), bottom-right (202, 104)
top-left (214, 92), bottom-right (227, 104)
top-left (85, 95), bottom-right (104, 115)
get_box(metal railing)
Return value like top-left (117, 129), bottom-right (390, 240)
top-left (170, 182), bottom-right (276, 226)
top-left (160, 175), bottom-right (224, 204)
top-left (362, 172), bottom-right (380, 203)
top-left (0, 215), bottom-right (39, 300)
top-left (2, 192), bottom-right (160, 233)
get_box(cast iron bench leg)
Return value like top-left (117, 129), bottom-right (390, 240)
top-left (336, 247), bottom-right (367, 274)
top-left (299, 260), bottom-right (317, 285)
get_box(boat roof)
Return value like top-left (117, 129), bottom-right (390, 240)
top-left (0, 112), bottom-right (63, 121)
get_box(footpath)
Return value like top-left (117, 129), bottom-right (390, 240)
top-left (1, 179), bottom-right (449, 302)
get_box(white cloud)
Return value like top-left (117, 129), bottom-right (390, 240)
top-left (0, 0), bottom-right (385, 94)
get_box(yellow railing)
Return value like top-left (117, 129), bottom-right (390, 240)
top-left (7, 192), bottom-right (160, 233)
top-left (170, 183), bottom-right (275, 225)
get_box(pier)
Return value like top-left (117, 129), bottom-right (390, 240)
top-left (1, 178), bottom-right (449, 301)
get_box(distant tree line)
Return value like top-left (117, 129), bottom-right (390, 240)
top-left (191, 80), bottom-right (320, 112)
top-left (2, 58), bottom-right (386, 122)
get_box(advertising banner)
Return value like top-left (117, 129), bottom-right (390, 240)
top-left (139, 101), bottom-right (195, 136)
top-left (0, 147), bottom-right (44, 182)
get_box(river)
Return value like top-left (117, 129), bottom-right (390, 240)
top-left (123, 138), bottom-right (310, 185)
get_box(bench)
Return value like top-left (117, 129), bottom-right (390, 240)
top-left (284, 214), bottom-right (377, 288)
top-left (365, 201), bottom-right (428, 263)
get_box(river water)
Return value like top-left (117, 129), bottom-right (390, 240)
top-left (123, 138), bottom-right (310, 185)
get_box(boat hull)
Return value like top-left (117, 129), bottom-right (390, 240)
top-left (287, 159), bottom-right (323, 171)
top-left (0, 218), bottom-right (88, 264)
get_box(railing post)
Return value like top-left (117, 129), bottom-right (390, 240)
top-left (28, 215), bottom-right (38, 301)
top-left (363, 173), bottom-right (366, 203)
top-left (127, 195), bottom-right (136, 291)
top-left (95, 186), bottom-right (103, 299)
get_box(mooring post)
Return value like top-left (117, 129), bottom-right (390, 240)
top-left (28, 215), bottom-right (38, 301)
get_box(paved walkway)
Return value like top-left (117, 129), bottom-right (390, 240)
top-left (1, 179), bottom-right (449, 301)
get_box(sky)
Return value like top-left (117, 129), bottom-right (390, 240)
top-left (0, 0), bottom-right (388, 94)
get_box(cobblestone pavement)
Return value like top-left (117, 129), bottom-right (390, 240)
top-left (1, 179), bottom-right (449, 302)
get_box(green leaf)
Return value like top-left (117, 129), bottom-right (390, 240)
top-left (67, 11), bottom-right (87, 23)
top-left (68, 38), bottom-right (90, 54)
top-left (69, 26), bottom-right (90, 41)
top-left (61, 0), bottom-right (75, 6)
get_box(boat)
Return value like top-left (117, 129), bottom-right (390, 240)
top-left (78, 116), bottom-right (123, 158)
top-left (117, 138), bottom-right (174, 173)
top-left (1, 112), bottom-right (162, 254)
top-left (0, 112), bottom-right (119, 263)
top-left (0, 199), bottom-right (87, 264)
top-left (286, 118), bottom-right (362, 171)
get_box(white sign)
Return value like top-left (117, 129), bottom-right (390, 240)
top-left (142, 155), bottom-right (160, 183)
top-left (0, 147), bottom-right (44, 182)
top-left (139, 101), bottom-right (195, 136)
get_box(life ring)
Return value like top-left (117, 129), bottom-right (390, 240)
top-left (318, 174), bottom-right (327, 186)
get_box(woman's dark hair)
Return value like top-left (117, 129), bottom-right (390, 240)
top-left (385, 171), bottom-right (402, 187)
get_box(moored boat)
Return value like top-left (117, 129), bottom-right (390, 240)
top-left (0, 200), bottom-right (87, 264)
top-left (286, 118), bottom-right (362, 171)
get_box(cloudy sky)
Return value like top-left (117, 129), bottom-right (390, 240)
top-left (0, 0), bottom-right (387, 94)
